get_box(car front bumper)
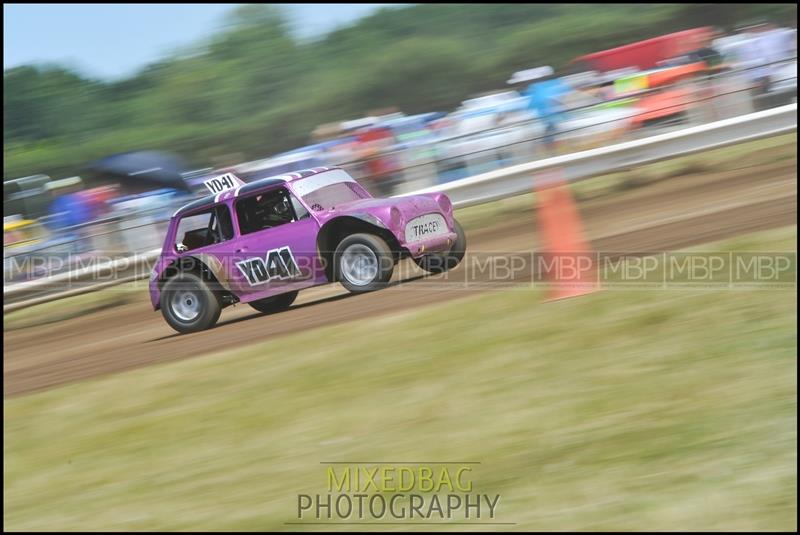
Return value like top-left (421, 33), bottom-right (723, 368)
top-left (402, 231), bottom-right (458, 258)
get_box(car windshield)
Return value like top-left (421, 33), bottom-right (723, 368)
top-left (301, 182), bottom-right (365, 212)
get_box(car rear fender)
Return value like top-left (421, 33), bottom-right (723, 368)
top-left (157, 253), bottom-right (234, 294)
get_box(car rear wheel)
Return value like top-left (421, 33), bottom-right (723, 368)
top-left (334, 233), bottom-right (394, 293)
top-left (249, 290), bottom-right (298, 314)
top-left (161, 272), bottom-right (221, 334)
top-left (413, 219), bottom-right (467, 274)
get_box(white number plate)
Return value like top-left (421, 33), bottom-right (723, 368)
top-left (203, 172), bottom-right (244, 195)
top-left (405, 213), bottom-right (448, 242)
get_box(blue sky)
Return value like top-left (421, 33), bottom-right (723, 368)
top-left (4, 4), bottom-right (403, 80)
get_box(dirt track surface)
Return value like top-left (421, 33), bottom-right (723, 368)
top-left (5, 158), bottom-right (797, 397)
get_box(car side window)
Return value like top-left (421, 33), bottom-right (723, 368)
top-left (175, 205), bottom-right (234, 252)
top-left (290, 194), bottom-right (310, 220)
top-left (236, 188), bottom-right (304, 235)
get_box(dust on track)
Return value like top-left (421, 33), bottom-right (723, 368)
top-left (5, 158), bottom-right (797, 397)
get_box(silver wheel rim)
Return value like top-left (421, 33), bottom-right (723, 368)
top-left (341, 243), bottom-right (379, 286)
top-left (171, 288), bottom-right (201, 322)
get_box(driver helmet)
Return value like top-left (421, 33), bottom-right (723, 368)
top-left (274, 196), bottom-right (291, 217)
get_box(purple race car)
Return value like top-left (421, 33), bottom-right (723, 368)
top-left (149, 167), bottom-right (466, 333)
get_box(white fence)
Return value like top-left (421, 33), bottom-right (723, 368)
top-left (414, 103), bottom-right (797, 208)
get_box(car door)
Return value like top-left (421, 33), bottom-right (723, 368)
top-left (227, 186), bottom-right (322, 302)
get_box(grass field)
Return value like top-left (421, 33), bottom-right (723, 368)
top-left (3, 281), bottom-right (142, 331)
top-left (4, 226), bottom-right (796, 531)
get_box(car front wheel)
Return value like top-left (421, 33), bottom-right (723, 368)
top-left (160, 272), bottom-right (221, 334)
top-left (334, 233), bottom-right (394, 293)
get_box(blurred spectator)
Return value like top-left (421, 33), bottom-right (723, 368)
top-left (354, 123), bottom-right (403, 196)
top-left (713, 28), bottom-right (746, 59)
top-left (739, 22), bottom-right (795, 91)
top-left (83, 185), bottom-right (119, 221)
top-left (45, 177), bottom-right (92, 230)
top-left (43, 177), bottom-right (95, 256)
top-left (762, 22), bottom-right (797, 62)
top-left (521, 67), bottom-right (572, 153)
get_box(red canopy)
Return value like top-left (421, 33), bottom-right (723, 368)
top-left (572, 27), bottom-right (714, 72)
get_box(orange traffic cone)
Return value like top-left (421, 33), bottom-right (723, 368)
top-left (534, 171), bottom-right (598, 301)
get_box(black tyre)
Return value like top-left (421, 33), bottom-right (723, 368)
top-left (333, 233), bottom-right (394, 293)
top-left (249, 290), bottom-right (298, 314)
top-left (160, 271), bottom-right (221, 334)
top-left (413, 219), bottom-right (467, 274)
